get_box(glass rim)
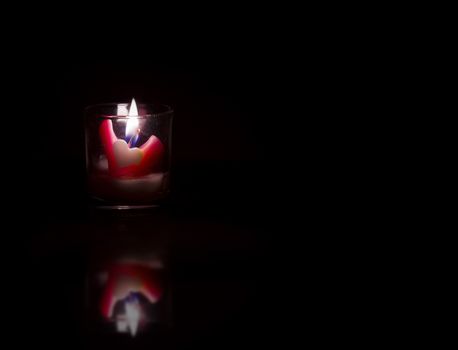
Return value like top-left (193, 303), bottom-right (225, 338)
top-left (84, 102), bottom-right (173, 118)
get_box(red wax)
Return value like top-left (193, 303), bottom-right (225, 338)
top-left (99, 120), bottom-right (118, 173)
top-left (99, 119), bottom-right (164, 177)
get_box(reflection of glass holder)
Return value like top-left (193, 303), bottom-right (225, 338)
top-left (85, 101), bottom-right (173, 209)
top-left (85, 229), bottom-right (172, 345)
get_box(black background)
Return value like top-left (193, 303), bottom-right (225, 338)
top-left (0, 21), bottom-right (313, 349)
top-left (0, 6), bottom-right (404, 348)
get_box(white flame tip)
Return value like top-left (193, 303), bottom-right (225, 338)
top-left (128, 98), bottom-right (138, 117)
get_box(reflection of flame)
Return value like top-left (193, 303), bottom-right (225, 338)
top-left (112, 291), bottom-right (153, 337)
top-left (117, 104), bottom-right (128, 116)
top-left (125, 98), bottom-right (139, 140)
top-left (114, 297), bottom-right (141, 337)
top-left (125, 301), bottom-right (140, 336)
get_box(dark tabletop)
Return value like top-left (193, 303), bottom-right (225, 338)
top-left (3, 162), bottom-right (288, 350)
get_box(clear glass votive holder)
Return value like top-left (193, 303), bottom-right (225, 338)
top-left (85, 101), bottom-right (173, 209)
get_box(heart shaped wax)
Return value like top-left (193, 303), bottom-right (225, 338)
top-left (113, 140), bottom-right (143, 167)
top-left (100, 119), bottom-right (164, 177)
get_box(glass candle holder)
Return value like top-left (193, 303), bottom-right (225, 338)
top-left (85, 101), bottom-right (173, 209)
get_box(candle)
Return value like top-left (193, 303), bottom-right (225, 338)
top-left (100, 99), bottom-right (164, 178)
top-left (85, 99), bottom-right (173, 207)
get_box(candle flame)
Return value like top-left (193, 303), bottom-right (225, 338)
top-left (126, 98), bottom-right (139, 141)
top-left (128, 98), bottom-right (138, 117)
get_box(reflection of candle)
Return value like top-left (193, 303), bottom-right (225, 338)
top-left (98, 262), bottom-right (164, 337)
top-left (99, 98), bottom-right (164, 177)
